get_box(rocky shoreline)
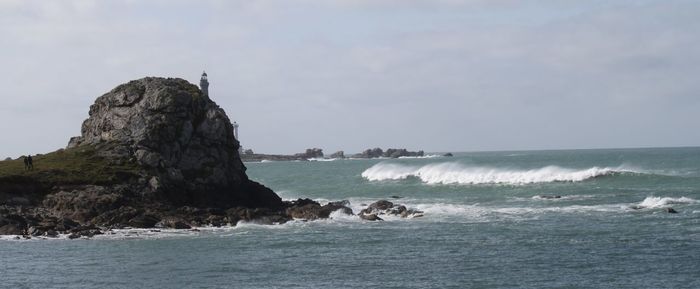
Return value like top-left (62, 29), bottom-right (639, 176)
top-left (0, 77), bottom-right (422, 239)
top-left (0, 196), bottom-right (421, 239)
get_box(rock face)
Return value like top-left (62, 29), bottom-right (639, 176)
top-left (67, 77), bottom-right (280, 208)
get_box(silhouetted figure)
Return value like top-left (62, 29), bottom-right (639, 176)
top-left (23, 156), bottom-right (29, 171)
top-left (27, 155), bottom-right (33, 170)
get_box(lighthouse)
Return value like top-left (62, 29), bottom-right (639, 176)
top-left (199, 71), bottom-right (209, 96)
top-left (233, 121), bottom-right (239, 140)
top-left (199, 71), bottom-right (243, 153)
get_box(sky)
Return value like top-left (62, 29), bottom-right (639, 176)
top-left (1, 0), bottom-right (699, 157)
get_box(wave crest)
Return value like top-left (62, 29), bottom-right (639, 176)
top-left (636, 196), bottom-right (698, 209)
top-left (361, 162), bottom-right (639, 185)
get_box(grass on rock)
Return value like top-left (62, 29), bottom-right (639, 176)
top-left (0, 144), bottom-right (141, 186)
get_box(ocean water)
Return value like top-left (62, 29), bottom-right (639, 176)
top-left (2, 147), bottom-right (700, 288)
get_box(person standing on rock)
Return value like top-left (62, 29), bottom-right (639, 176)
top-left (23, 156), bottom-right (29, 171)
top-left (27, 155), bottom-right (33, 170)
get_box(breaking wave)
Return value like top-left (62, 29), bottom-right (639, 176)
top-left (361, 162), bottom-right (643, 185)
top-left (635, 196), bottom-right (698, 209)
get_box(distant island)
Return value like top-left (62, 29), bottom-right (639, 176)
top-left (240, 147), bottom-right (452, 162)
top-left (0, 75), bottom-right (420, 238)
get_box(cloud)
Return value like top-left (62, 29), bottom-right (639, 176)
top-left (1, 0), bottom-right (699, 157)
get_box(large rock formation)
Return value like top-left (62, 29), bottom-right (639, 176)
top-left (67, 77), bottom-right (280, 208)
top-left (0, 77), bottom-right (357, 237)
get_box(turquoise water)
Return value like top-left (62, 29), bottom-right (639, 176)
top-left (2, 147), bottom-right (700, 288)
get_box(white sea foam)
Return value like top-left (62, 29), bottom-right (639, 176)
top-left (530, 194), bottom-right (595, 201)
top-left (397, 154), bottom-right (442, 159)
top-left (636, 196), bottom-right (698, 209)
top-left (362, 162), bottom-right (640, 185)
top-left (307, 158), bottom-right (338, 162)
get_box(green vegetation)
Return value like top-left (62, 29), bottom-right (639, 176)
top-left (0, 144), bottom-right (141, 186)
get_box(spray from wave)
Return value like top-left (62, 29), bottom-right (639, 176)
top-left (635, 196), bottom-right (698, 209)
top-left (361, 162), bottom-right (643, 185)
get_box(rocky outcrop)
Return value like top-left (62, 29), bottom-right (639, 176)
top-left (0, 77), bottom-right (292, 236)
top-left (0, 77), bottom-right (427, 238)
top-left (354, 148), bottom-right (384, 158)
top-left (358, 200), bottom-right (424, 221)
top-left (295, 148), bottom-right (324, 159)
top-left (385, 148), bottom-right (424, 158)
top-left (352, 148), bottom-right (424, 159)
top-left (329, 151), bottom-right (345, 159)
top-left (66, 77), bottom-right (281, 209)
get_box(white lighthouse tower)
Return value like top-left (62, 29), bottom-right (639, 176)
top-left (233, 121), bottom-right (239, 140)
top-left (233, 121), bottom-right (243, 153)
top-left (199, 71), bottom-right (209, 96)
top-left (200, 71), bottom-right (243, 153)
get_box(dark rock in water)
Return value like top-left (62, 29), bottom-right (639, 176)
top-left (329, 151), bottom-right (345, 159)
top-left (156, 217), bottom-right (192, 229)
top-left (537, 195), bottom-right (562, 199)
top-left (352, 148), bottom-right (424, 159)
top-left (369, 200), bottom-right (394, 211)
top-left (68, 224), bottom-right (103, 238)
top-left (354, 148), bottom-right (384, 159)
top-left (443, 153), bottom-right (453, 157)
top-left (666, 208), bottom-right (678, 214)
top-left (285, 199), bottom-right (353, 220)
top-left (359, 213), bottom-right (382, 221)
top-left (390, 195), bottom-right (402, 199)
top-left (295, 148), bottom-right (324, 159)
top-left (385, 148), bottom-right (424, 159)
top-left (324, 200), bottom-right (353, 215)
top-left (28, 226), bottom-right (43, 236)
top-left (359, 200), bottom-right (424, 219)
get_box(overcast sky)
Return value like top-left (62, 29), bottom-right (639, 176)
top-left (1, 0), bottom-right (699, 157)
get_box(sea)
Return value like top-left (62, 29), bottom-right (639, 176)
top-left (2, 147), bottom-right (699, 288)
